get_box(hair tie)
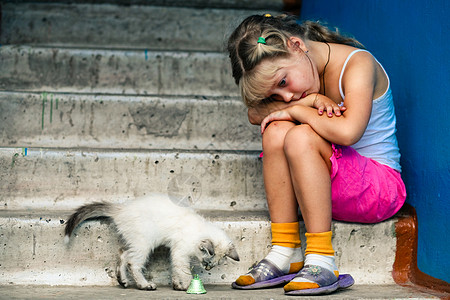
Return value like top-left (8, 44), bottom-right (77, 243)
top-left (257, 37), bottom-right (266, 44)
top-left (264, 14), bottom-right (272, 17)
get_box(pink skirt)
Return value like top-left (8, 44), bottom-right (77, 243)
top-left (330, 144), bottom-right (406, 223)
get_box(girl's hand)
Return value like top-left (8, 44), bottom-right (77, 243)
top-left (311, 93), bottom-right (347, 117)
top-left (260, 108), bottom-right (296, 134)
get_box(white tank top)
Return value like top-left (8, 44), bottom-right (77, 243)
top-left (339, 49), bottom-right (402, 172)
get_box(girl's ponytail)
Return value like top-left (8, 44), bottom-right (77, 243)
top-left (227, 15), bottom-right (292, 86)
top-left (300, 20), bottom-right (364, 48)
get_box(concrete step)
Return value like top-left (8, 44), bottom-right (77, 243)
top-left (0, 46), bottom-right (239, 96)
top-left (0, 147), bottom-right (265, 211)
top-left (0, 209), bottom-right (400, 286)
top-left (0, 284), bottom-right (440, 300)
top-left (0, 91), bottom-right (261, 151)
top-left (0, 0), bottom-right (283, 10)
top-left (1, 3), bottom-right (275, 51)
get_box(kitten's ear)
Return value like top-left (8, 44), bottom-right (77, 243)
top-left (199, 239), bottom-right (215, 256)
top-left (226, 243), bottom-right (240, 261)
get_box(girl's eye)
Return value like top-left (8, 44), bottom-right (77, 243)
top-left (278, 78), bottom-right (286, 87)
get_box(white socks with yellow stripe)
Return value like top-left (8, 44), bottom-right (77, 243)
top-left (267, 222), bottom-right (304, 274)
top-left (235, 222), bottom-right (304, 286)
top-left (284, 231), bottom-right (339, 291)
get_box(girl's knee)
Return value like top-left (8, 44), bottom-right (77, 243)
top-left (284, 125), bottom-right (321, 155)
top-left (262, 121), bottom-right (296, 153)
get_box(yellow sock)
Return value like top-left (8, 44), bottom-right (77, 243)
top-left (284, 231), bottom-right (338, 292)
top-left (304, 231), bottom-right (334, 256)
top-left (271, 222), bottom-right (301, 248)
top-left (235, 222), bottom-right (303, 286)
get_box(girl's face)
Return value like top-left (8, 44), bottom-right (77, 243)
top-left (264, 49), bottom-right (319, 103)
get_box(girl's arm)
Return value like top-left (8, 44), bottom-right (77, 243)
top-left (261, 52), bottom-right (377, 146)
top-left (248, 99), bottom-right (301, 125)
top-left (248, 93), bottom-right (345, 125)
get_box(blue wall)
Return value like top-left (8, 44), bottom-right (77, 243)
top-left (300, 0), bottom-right (449, 283)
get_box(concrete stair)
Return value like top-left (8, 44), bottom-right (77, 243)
top-left (0, 92), bottom-right (258, 151)
top-left (1, 1), bottom-right (281, 51)
top-left (0, 46), bottom-right (239, 96)
top-left (0, 1), bottom-right (438, 298)
top-left (1, 208), bottom-right (402, 287)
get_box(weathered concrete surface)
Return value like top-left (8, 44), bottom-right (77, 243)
top-left (1, 0), bottom-right (283, 10)
top-left (1, 3), bottom-right (274, 51)
top-left (0, 46), bottom-right (239, 96)
top-left (0, 210), bottom-right (400, 286)
top-left (0, 92), bottom-right (261, 151)
top-left (329, 221), bottom-right (397, 285)
top-left (0, 284), bottom-right (440, 300)
top-left (0, 148), bottom-right (266, 211)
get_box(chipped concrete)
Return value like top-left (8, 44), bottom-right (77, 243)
top-left (0, 92), bottom-right (261, 151)
top-left (128, 102), bottom-right (189, 137)
top-left (0, 46), bottom-right (239, 96)
top-left (1, 3), bottom-right (275, 51)
top-left (0, 148), bottom-right (265, 211)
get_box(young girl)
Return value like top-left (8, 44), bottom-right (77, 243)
top-left (227, 14), bottom-right (406, 295)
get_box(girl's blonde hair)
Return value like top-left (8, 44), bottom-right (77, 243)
top-left (227, 14), bottom-right (364, 107)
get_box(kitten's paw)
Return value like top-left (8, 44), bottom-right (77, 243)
top-left (116, 270), bottom-right (129, 288)
top-left (117, 279), bottom-right (130, 288)
top-left (172, 280), bottom-right (190, 291)
top-left (137, 282), bottom-right (157, 290)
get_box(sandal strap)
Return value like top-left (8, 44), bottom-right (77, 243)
top-left (246, 259), bottom-right (285, 282)
top-left (293, 264), bottom-right (338, 287)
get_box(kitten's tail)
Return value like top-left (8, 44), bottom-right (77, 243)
top-left (64, 202), bottom-right (114, 244)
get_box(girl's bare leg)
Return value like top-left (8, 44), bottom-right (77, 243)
top-left (262, 121), bottom-right (299, 223)
top-left (283, 124), bottom-right (333, 233)
top-left (282, 124), bottom-right (340, 293)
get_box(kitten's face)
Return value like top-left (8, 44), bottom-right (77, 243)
top-left (198, 239), bottom-right (239, 270)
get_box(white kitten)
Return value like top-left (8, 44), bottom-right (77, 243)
top-left (64, 194), bottom-right (239, 290)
